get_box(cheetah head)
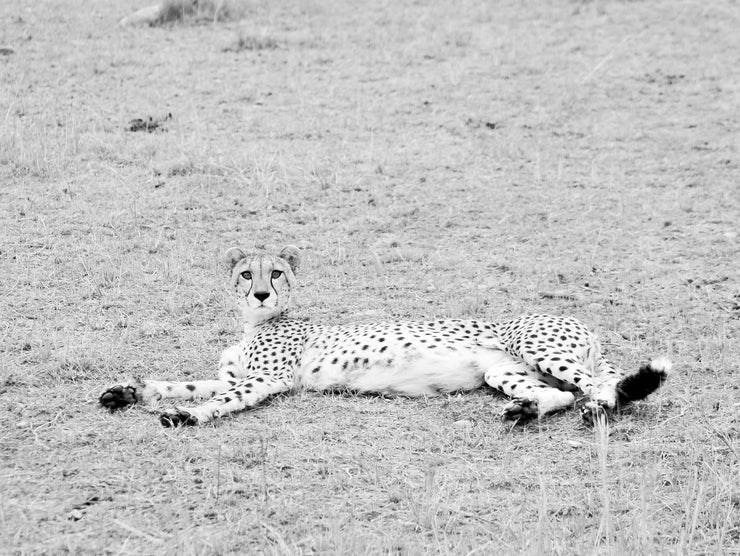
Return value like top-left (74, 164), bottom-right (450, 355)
top-left (223, 245), bottom-right (300, 324)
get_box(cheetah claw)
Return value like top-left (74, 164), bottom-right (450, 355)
top-left (580, 401), bottom-right (610, 427)
top-left (160, 409), bottom-right (199, 427)
top-left (503, 397), bottom-right (539, 421)
top-left (99, 385), bottom-right (138, 410)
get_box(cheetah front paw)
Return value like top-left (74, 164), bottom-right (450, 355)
top-left (160, 408), bottom-right (199, 427)
top-left (99, 385), bottom-right (139, 410)
top-left (580, 401), bottom-right (611, 427)
top-left (503, 397), bottom-right (539, 421)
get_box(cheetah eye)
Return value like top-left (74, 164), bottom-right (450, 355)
top-left (241, 271), bottom-right (252, 280)
top-left (271, 270), bottom-right (283, 280)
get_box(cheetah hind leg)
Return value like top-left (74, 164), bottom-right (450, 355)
top-left (501, 389), bottom-right (577, 422)
top-left (480, 355), bottom-right (576, 422)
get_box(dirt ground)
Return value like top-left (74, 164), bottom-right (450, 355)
top-left (1, 0), bottom-right (738, 554)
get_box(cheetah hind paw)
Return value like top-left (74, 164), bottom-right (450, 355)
top-left (99, 385), bottom-right (139, 411)
top-left (580, 400), bottom-right (611, 427)
top-left (502, 397), bottom-right (540, 421)
top-left (160, 408), bottom-right (199, 427)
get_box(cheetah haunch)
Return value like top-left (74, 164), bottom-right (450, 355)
top-left (100, 246), bottom-right (672, 426)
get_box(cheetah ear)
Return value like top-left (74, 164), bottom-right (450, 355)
top-left (223, 247), bottom-right (247, 272)
top-left (278, 245), bottom-right (300, 274)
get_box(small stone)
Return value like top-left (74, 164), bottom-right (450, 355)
top-left (453, 419), bottom-right (473, 429)
top-left (16, 421), bottom-right (29, 429)
top-left (0, 46), bottom-right (14, 56)
top-left (565, 440), bottom-right (582, 449)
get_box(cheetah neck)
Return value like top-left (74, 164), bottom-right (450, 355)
top-left (241, 311), bottom-right (295, 338)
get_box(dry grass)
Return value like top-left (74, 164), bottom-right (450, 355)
top-left (1, 0), bottom-right (739, 553)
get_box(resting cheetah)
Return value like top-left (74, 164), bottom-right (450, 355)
top-left (100, 246), bottom-right (672, 427)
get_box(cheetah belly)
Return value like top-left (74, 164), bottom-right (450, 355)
top-left (296, 343), bottom-right (516, 397)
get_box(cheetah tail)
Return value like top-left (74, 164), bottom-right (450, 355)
top-left (616, 356), bottom-right (673, 405)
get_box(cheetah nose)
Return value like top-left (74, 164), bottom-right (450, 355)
top-left (254, 291), bottom-right (270, 302)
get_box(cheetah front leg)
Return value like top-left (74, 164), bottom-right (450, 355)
top-left (160, 373), bottom-right (294, 427)
top-left (99, 379), bottom-right (233, 410)
top-left (100, 345), bottom-right (250, 411)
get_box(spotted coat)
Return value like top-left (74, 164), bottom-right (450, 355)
top-left (100, 246), bottom-right (672, 426)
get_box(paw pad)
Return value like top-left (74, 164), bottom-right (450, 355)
top-left (580, 401), bottom-right (610, 427)
top-left (160, 410), bottom-right (199, 427)
top-left (503, 397), bottom-right (539, 421)
top-left (99, 385), bottom-right (138, 410)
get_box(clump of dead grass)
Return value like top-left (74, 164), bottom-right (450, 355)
top-left (224, 34), bottom-right (280, 52)
top-left (152, 0), bottom-right (244, 26)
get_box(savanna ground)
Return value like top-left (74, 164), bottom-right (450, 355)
top-left (1, 0), bottom-right (739, 553)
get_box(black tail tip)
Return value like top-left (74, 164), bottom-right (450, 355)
top-left (616, 357), bottom-right (673, 405)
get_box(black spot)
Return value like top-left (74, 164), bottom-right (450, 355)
top-left (380, 346), bottom-right (388, 353)
top-left (312, 367), bottom-right (320, 374)
top-left (331, 358), bottom-right (338, 365)
top-left (186, 384), bottom-right (196, 392)
top-left (223, 396), bottom-right (232, 403)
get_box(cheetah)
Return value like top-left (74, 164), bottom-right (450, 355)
top-left (99, 246), bottom-right (672, 427)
